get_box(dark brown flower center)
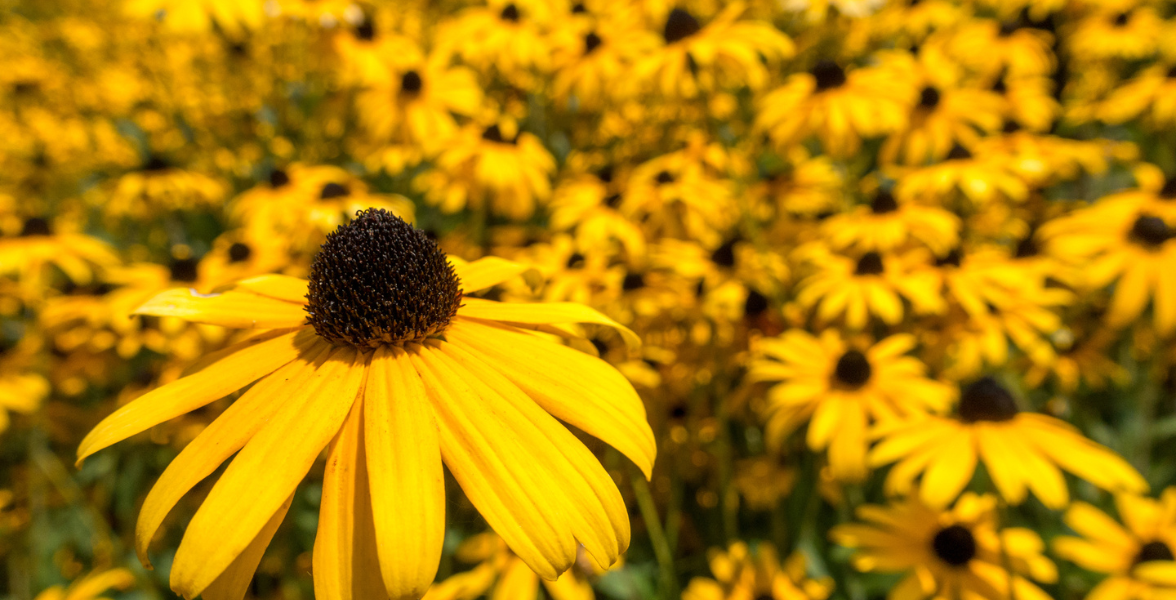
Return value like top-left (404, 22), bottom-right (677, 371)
top-left (306, 208), bottom-right (463, 350)
top-left (269, 169), bottom-right (290, 188)
top-left (1131, 215), bottom-right (1171, 247)
top-left (947, 145), bottom-right (973, 160)
top-left (1161, 177), bottom-right (1176, 199)
top-left (854, 252), bottom-right (884, 275)
top-left (958, 377), bottom-right (1018, 422)
top-left (401, 70), bottom-right (423, 94)
top-left (170, 257), bottom-right (200, 283)
top-left (711, 239), bottom-right (737, 267)
top-left (228, 242), bottom-right (252, 263)
top-left (919, 86), bottom-right (941, 109)
top-left (834, 350), bottom-right (872, 388)
top-left (320, 182), bottom-right (350, 199)
top-left (663, 8), bottom-right (701, 44)
top-left (1135, 541), bottom-right (1175, 565)
top-left (745, 289), bottom-right (769, 317)
top-left (655, 170), bottom-right (676, 184)
top-left (500, 3), bottom-right (520, 21)
top-left (584, 31), bottom-right (602, 54)
top-left (19, 217), bottom-right (51, 237)
top-left (871, 191), bottom-right (898, 214)
top-left (622, 273), bottom-right (645, 290)
top-left (811, 60), bottom-right (847, 91)
top-left (933, 525), bottom-right (976, 566)
top-left (354, 18), bottom-right (374, 40)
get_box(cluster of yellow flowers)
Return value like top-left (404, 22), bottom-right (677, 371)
top-left (4, 0), bottom-right (1176, 599)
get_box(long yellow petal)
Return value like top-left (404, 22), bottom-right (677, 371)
top-left (202, 494), bottom-right (294, 600)
top-left (457, 300), bottom-right (640, 350)
top-left (444, 319), bottom-right (655, 478)
top-left (439, 341), bottom-right (630, 564)
top-left (135, 288), bottom-right (307, 329)
top-left (314, 397), bottom-right (386, 600)
top-left (233, 275), bottom-right (309, 304)
top-left (408, 345), bottom-right (577, 580)
top-left (134, 343), bottom-right (329, 566)
top-left (365, 346), bottom-right (446, 599)
top-left (170, 345), bottom-right (367, 599)
top-left (451, 256), bottom-right (533, 293)
top-left (77, 328), bottom-right (314, 464)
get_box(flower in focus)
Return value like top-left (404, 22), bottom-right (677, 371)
top-left (77, 209), bottom-right (654, 598)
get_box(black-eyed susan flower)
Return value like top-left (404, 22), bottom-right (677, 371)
top-left (748, 330), bottom-right (953, 482)
top-left (757, 56), bottom-right (913, 158)
top-left (821, 189), bottom-right (960, 255)
top-left (0, 369), bottom-right (47, 434)
top-left (415, 120), bottom-right (556, 220)
top-left (831, 492), bottom-right (1058, 600)
top-left (681, 542), bottom-right (833, 600)
top-left (0, 213), bottom-right (119, 297)
top-left (870, 377), bottom-right (1146, 509)
top-left (77, 209), bottom-right (654, 599)
top-left (793, 246), bottom-right (942, 329)
top-left (1100, 63), bottom-right (1176, 129)
top-left (632, 3), bottom-right (794, 98)
top-left (1067, 5), bottom-right (1163, 62)
top-left (1054, 489), bottom-right (1176, 600)
top-left (422, 532), bottom-right (602, 600)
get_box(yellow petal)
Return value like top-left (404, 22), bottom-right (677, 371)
top-left (135, 288), bottom-right (307, 329)
top-left (170, 346), bottom-right (367, 599)
top-left (444, 319), bottom-right (655, 478)
top-left (77, 328), bottom-right (314, 464)
top-left (365, 346), bottom-right (446, 599)
top-left (60, 568), bottom-right (135, 600)
top-left (408, 345), bottom-right (577, 580)
top-left (202, 494), bottom-right (294, 600)
top-left (314, 397), bottom-right (387, 600)
top-left (439, 341), bottom-right (630, 564)
top-left (918, 433), bottom-right (976, 508)
top-left (491, 558), bottom-right (540, 600)
top-left (233, 275), bottom-right (309, 304)
top-left (134, 344), bottom-right (330, 566)
top-left (452, 256), bottom-right (533, 293)
top-left (457, 300), bottom-right (640, 350)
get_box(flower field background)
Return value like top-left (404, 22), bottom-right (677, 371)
top-left (3, 0), bottom-right (1176, 599)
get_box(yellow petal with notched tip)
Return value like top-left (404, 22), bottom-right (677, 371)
top-left (233, 275), bottom-right (309, 304)
top-left (409, 345), bottom-right (576, 581)
top-left (457, 299), bottom-right (640, 350)
top-left (314, 397), bottom-right (387, 600)
top-left (135, 343), bottom-right (330, 567)
top-left (77, 328), bottom-right (314, 464)
top-left (451, 256), bottom-right (533, 293)
top-left (135, 288), bottom-right (307, 329)
top-left (365, 346), bottom-right (445, 599)
top-left (445, 319), bottom-right (654, 478)
top-left (202, 494), bottom-right (294, 600)
top-left (170, 345), bottom-right (366, 599)
top-left (440, 341), bottom-right (629, 563)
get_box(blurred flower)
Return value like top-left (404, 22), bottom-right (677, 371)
top-left (832, 492), bottom-right (1057, 600)
top-left (681, 542), bottom-right (833, 600)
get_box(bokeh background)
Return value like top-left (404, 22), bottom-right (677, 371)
top-left (3, 0), bottom-right (1176, 599)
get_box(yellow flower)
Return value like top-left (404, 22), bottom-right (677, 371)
top-left (124, 0), bottom-right (264, 35)
top-left (77, 209), bottom-right (654, 599)
top-left (831, 492), bottom-right (1057, 600)
top-left (436, 0), bottom-right (557, 86)
top-left (550, 2), bottom-right (656, 108)
top-left (820, 189), bottom-right (960, 255)
top-left (0, 370), bottom-right (47, 434)
top-left (793, 247), bottom-right (942, 329)
top-left (1043, 198), bottom-right (1176, 335)
top-left (0, 214), bottom-right (119, 298)
top-left (424, 532), bottom-right (601, 600)
top-left (32, 568), bottom-right (135, 600)
top-left (355, 47), bottom-right (483, 156)
top-left (105, 158), bottom-right (226, 219)
top-left (1067, 6), bottom-right (1163, 62)
top-left (946, 20), bottom-right (1055, 79)
top-left (415, 121), bottom-right (557, 220)
top-left (1054, 489), bottom-right (1176, 600)
top-left (632, 2), bottom-right (794, 98)
top-left (1100, 63), bottom-right (1176, 128)
top-left (892, 144), bottom-right (1029, 206)
top-left (681, 542), bottom-right (833, 600)
top-left (748, 329), bottom-right (953, 482)
top-left (870, 377), bottom-right (1147, 509)
top-left (548, 161), bottom-right (647, 262)
top-left (757, 56), bottom-right (913, 158)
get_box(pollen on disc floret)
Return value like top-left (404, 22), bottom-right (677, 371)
top-left (305, 208), bottom-right (463, 350)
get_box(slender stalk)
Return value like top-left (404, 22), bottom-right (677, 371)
top-left (630, 464), bottom-right (677, 600)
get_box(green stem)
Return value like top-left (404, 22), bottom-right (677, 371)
top-left (630, 464), bottom-right (677, 600)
